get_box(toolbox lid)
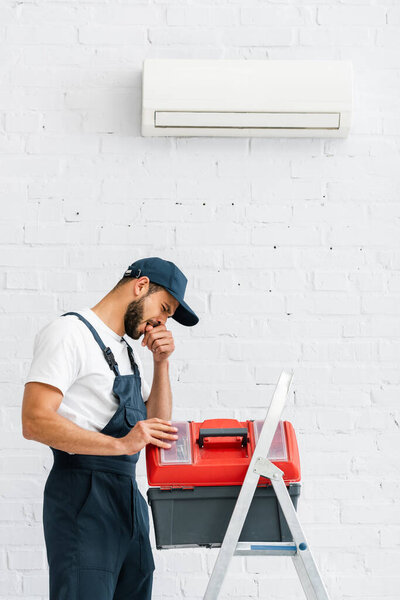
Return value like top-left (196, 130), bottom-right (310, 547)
top-left (146, 419), bottom-right (301, 487)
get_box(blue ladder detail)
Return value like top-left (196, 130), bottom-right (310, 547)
top-left (249, 544), bottom-right (297, 552)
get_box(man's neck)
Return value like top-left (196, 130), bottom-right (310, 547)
top-left (90, 295), bottom-right (125, 337)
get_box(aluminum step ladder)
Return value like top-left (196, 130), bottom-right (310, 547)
top-left (203, 370), bottom-right (331, 600)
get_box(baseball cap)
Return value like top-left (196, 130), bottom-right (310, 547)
top-left (123, 257), bottom-right (199, 326)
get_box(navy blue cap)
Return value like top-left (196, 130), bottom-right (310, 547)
top-left (123, 257), bottom-right (199, 326)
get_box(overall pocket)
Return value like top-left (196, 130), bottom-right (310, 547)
top-left (124, 405), bottom-right (146, 428)
top-left (70, 469), bottom-right (93, 519)
top-left (139, 529), bottom-right (155, 575)
top-left (76, 471), bottom-right (123, 572)
top-left (137, 491), bottom-right (155, 574)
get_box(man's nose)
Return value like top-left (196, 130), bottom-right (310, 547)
top-left (150, 313), bottom-right (167, 327)
top-left (157, 315), bottom-right (167, 326)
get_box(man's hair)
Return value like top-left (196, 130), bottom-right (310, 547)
top-left (112, 277), bottom-right (164, 296)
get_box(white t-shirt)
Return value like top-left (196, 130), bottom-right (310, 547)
top-left (25, 308), bottom-right (151, 438)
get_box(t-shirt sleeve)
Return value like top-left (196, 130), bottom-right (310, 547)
top-left (25, 317), bottom-right (81, 396)
top-left (141, 377), bottom-right (151, 403)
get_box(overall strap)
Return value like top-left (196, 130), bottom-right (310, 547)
top-left (120, 337), bottom-right (139, 376)
top-left (61, 312), bottom-right (120, 377)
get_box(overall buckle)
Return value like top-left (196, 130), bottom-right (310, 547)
top-left (103, 347), bottom-right (117, 372)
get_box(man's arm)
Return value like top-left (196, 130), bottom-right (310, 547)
top-left (22, 382), bottom-right (123, 455)
top-left (22, 381), bottom-right (177, 455)
top-left (145, 359), bottom-right (172, 421)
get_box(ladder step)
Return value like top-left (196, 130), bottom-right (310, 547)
top-left (235, 542), bottom-right (297, 556)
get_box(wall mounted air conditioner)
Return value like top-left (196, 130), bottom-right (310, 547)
top-left (141, 59), bottom-right (352, 138)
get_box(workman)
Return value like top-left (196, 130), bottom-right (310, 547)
top-left (21, 256), bottom-right (199, 599)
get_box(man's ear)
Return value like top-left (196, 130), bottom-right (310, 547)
top-left (134, 276), bottom-right (150, 296)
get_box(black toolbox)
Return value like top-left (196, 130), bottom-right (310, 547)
top-left (147, 483), bottom-right (301, 549)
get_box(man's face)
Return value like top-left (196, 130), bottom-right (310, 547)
top-left (124, 288), bottom-right (179, 340)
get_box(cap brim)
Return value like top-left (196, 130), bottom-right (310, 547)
top-left (172, 300), bottom-right (199, 326)
top-left (164, 289), bottom-right (199, 326)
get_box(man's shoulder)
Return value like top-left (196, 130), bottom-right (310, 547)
top-left (36, 310), bottom-right (88, 343)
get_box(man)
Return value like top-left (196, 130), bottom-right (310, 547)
top-left (21, 256), bottom-right (199, 600)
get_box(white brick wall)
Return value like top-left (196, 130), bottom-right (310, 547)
top-left (1, 0), bottom-right (399, 598)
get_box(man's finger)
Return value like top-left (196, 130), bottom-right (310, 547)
top-left (152, 343), bottom-right (173, 354)
top-left (147, 422), bottom-right (178, 432)
top-left (144, 330), bottom-right (172, 351)
top-left (146, 418), bottom-right (175, 426)
top-left (142, 323), bottom-right (168, 347)
top-left (149, 430), bottom-right (178, 441)
top-left (149, 336), bottom-right (173, 352)
top-left (141, 324), bottom-right (153, 347)
top-left (148, 436), bottom-right (172, 449)
top-left (146, 330), bottom-right (172, 340)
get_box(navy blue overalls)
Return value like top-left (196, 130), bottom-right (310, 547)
top-left (42, 312), bottom-right (155, 600)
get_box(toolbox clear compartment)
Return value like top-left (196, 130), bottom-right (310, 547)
top-left (160, 421), bottom-right (192, 465)
top-left (253, 420), bottom-right (288, 461)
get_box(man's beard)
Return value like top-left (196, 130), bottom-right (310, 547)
top-left (124, 296), bottom-right (146, 340)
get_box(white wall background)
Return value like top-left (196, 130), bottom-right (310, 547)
top-left (1, 0), bottom-right (399, 598)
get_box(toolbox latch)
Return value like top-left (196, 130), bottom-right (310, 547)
top-left (159, 485), bottom-right (195, 491)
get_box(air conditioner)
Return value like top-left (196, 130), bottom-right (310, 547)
top-left (141, 59), bottom-right (352, 138)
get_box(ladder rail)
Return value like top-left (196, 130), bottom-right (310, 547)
top-left (270, 475), bottom-right (330, 600)
top-left (202, 369), bottom-right (331, 600)
top-left (203, 370), bottom-right (294, 600)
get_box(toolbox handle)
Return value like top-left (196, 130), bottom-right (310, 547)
top-left (197, 428), bottom-right (249, 448)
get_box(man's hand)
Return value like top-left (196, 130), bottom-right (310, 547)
top-left (141, 323), bottom-right (175, 363)
top-left (118, 418), bottom-right (178, 456)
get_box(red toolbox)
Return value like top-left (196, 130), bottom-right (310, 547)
top-left (146, 419), bottom-right (301, 548)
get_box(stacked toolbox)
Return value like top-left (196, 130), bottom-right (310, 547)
top-left (146, 418), bottom-right (301, 549)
